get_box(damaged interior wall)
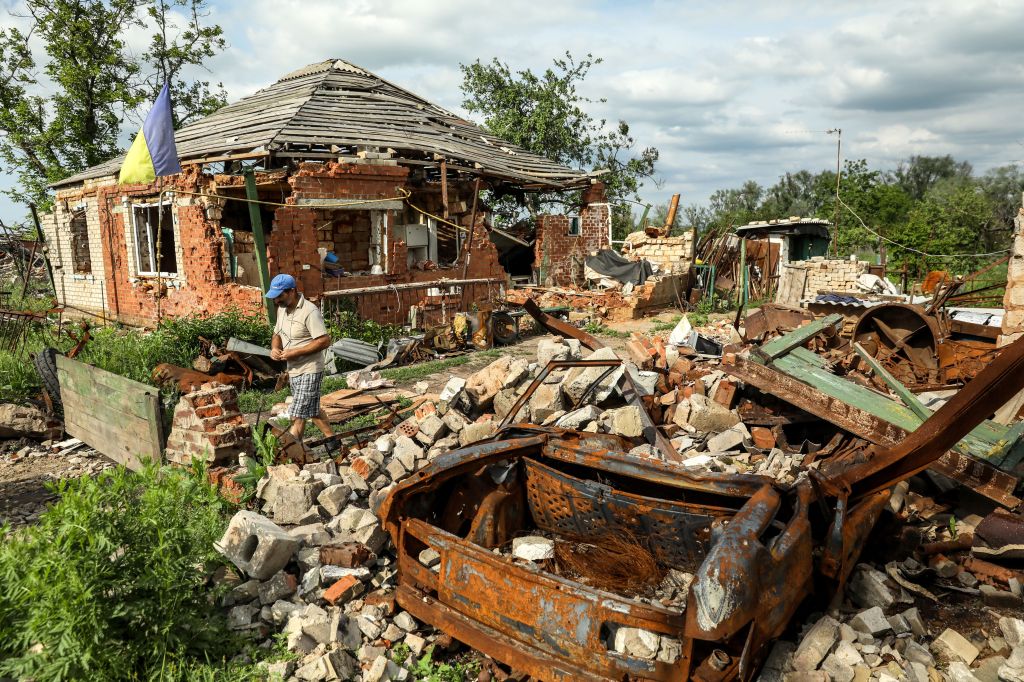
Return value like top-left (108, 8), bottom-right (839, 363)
top-left (533, 183), bottom-right (610, 287)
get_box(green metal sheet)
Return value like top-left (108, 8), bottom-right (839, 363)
top-left (772, 352), bottom-right (1016, 466)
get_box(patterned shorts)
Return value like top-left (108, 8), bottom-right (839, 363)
top-left (289, 372), bottom-right (324, 419)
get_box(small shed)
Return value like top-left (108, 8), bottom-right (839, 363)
top-left (735, 217), bottom-right (832, 264)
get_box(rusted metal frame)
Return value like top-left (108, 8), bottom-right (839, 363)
top-left (687, 482), bottom-right (816, 680)
top-left (379, 435), bottom-right (547, 534)
top-left (395, 519), bottom-right (685, 682)
top-left (522, 297), bottom-right (605, 351)
top-left (839, 333), bottom-right (1024, 502)
top-left (385, 433), bottom-right (799, 681)
top-left (541, 430), bottom-right (776, 500)
top-left (724, 354), bottom-right (1021, 508)
top-left (755, 313), bottom-right (843, 362)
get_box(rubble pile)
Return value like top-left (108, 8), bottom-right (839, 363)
top-left (765, 564), bottom-right (1024, 682)
top-left (205, 328), bottom-right (847, 679)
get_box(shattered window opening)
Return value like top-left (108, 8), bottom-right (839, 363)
top-left (131, 202), bottom-right (178, 276)
top-left (567, 215), bottom-right (581, 236)
top-left (69, 207), bottom-right (91, 274)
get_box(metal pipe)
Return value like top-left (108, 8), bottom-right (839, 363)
top-left (322, 277), bottom-right (504, 297)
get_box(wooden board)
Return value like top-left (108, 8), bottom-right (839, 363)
top-left (57, 356), bottom-right (163, 470)
top-left (775, 264), bottom-right (808, 306)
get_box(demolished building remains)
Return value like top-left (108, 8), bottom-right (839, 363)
top-left (38, 59), bottom-right (611, 327)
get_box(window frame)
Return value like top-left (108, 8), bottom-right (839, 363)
top-left (130, 200), bottom-right (179, 277)
top-left (69, 205), bottom-right (92, 275)
top-left (567, 215), bottom-right (582, 237)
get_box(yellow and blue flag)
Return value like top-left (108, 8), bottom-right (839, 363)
top-left (119, 83), bottom-right (182, 184)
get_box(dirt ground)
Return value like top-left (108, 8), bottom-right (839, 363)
top-left (0, 438), bottom-right (114, 528)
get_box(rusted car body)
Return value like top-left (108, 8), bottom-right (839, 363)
top-left (379, 321), bottom-right (1024, 681)
top-left (379, 427), bottom-right (890, 680)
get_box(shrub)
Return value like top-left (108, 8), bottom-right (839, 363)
top-left (0, 461), bottom-right (237, 681)
top-left (324, 310), bottom-right (401, 346)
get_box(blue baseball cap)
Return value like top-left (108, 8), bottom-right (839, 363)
top-left (265, 273), bottom-right (297, 299)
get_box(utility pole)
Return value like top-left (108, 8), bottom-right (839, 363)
top-left (827, 128), bottom-right (842, 257)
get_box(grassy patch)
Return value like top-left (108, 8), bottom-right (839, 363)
top-left (0, 461), bottom-right (249, 680)
top-left (650, 315), bottom-right (683, 333)
top-left (379, 349), bottom-right (502, 384)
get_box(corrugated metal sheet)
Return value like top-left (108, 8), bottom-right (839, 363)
top-left (330, 338), bottom-right (381, 366)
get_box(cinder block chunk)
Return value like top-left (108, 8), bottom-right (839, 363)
top-left (216, 510), bottom-right (300, 580)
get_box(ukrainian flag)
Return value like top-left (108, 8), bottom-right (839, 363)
top-left (119, 83), bottom-right (182, 184)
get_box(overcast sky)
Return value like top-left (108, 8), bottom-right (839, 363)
top-left (2, 0), bottom-right (1024, 224)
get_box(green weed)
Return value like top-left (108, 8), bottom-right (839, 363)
top-left (0, 461), bottom-right (237, 681)
top-left (405, 645), bottom-right (481, 681)
top-left (582, 321), bottom-right (630, 339)
top-left (324, 310), bottom-right (401, 346)
top-left (650, 315), bottom-right (683, 333)
top-left (688, 298), bottom-right (715, 327)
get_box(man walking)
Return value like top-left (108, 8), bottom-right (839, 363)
top-left (267, 274), bottom-right (334, 439)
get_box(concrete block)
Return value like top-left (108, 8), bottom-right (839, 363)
top-left (216, 510), bottom-right (300, 580)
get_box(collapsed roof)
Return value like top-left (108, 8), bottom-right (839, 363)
top-left (54, 59), bottom-right (593, 190)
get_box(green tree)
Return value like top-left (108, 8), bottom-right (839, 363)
top-left (142, 0), bottom-right (228, 127)
top-left (704, 180), bottom-right (764, 232)
top-left (893, 184), bottom-right (997, 277)
top-left (892, 154), bottom-right (973, 201)
top-left (460, 52), bottom-right (658, 235)
top-left (0, 0), bottom-right (228, 211)
top-left (0, 0), bottom-right (142, 207)
top-left (977, 164), bottom-right (1024, 239)
top-left (759, 170), bottom-right (823, 220)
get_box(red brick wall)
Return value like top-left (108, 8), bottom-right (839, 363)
top-left (84, 168), bottom-right (265, 326)
top-left (55, 161), bottom-right (509, 327)
top-left (534, 182), bottom-right (610, 287)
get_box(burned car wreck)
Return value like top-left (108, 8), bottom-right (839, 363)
top-left (379, 332), bottom-right (1024, 681)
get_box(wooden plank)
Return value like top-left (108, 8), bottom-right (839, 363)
top-left (57, 356), bottom-right (163, 470)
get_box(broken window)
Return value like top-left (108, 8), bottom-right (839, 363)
top-left (567, 216), bottom-right (581, 236)
top-left (131, 202), bottom-right (177, 276)
top-left (69, 207), bottom-right (91, 274)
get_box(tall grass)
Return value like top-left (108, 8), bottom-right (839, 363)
top-left (0, 309), bottom-right (272, 402)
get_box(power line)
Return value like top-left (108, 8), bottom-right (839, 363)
top-left (836, 195), bottom-right (1009, 259)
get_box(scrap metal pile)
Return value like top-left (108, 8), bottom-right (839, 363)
top-left (207, 298), bottom-right (1024, 681)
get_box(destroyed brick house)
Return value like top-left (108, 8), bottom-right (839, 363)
top-left (38, 59), bottom-right (611, 327)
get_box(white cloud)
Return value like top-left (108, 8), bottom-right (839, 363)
top-left (1, 0), bottom-right (1024, 223)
